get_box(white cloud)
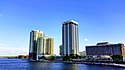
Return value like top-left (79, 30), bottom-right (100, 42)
top-left (84, 38), bottom-right (88, 42)
top-left (0, 43), bottom-right (5, 46)
top-left (0, 42), bottom-right (29, 56)
top-left (0, 45), bottom-right (28, 56)
top-left (0, 43), bottom-right (8, 48)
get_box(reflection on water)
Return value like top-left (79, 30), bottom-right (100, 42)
top-left (0, 59), bottom-right (125, 70)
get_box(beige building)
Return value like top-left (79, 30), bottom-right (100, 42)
top-left (46, 37), bottom-right (54, 55)
top-left (29, 30), bottom-right (44, 60)
top-left (29, 30), bottom-right (54, 61)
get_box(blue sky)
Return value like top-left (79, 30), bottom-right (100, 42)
top-left (0, 0), bottom-right (125, 56)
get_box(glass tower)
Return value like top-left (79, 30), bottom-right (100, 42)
top-left (62, 20), bottom-right (79, 56)
top-left (29, 30), bottom-right (44, 60)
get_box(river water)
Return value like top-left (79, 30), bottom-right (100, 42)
top-left (0, 59), bottom-right (124, 70)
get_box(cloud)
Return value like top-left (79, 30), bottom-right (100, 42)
top-left (0, 45), bottom-right (28, 56)
top-left (0, 43), bottom-right (6, 47)
top-left (0, 43), bottom-right (28, 56)
top-left (0, 44), bottom-right (5, 46)
top-left (84, 38), bottom-right (88, 42)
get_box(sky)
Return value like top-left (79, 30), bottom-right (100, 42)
top-left (0, 0), bottom-right (125, 56)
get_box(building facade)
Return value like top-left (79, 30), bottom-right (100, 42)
top-left (79, 51), bottom-right (86, 56)
top-left (29, 30), bottom-right (44, 60)
top-left (62, 20), bottom-right (79, 56)
top-left (29, 30), bottom-right (54, 61)
top-left (46, 38), bottom-right (54, 55)
top-left (86, 42), bottom-right (125, 57)
top-left (59, 45), bottom-right (63, 56)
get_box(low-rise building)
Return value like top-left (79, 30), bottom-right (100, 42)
top-left (86, 42), bottom-right (125, 57)
top-left (79, 51), bottom-right (86, 56)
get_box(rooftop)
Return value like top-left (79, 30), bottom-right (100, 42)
top-left (96, 42), bottom-right (110, 45)
top-left (63, 20), bottom-right (78, 25)
top-left (86, 42), bottom-right (124, 47)
top-left (32, 30), bottom-right (43, 33)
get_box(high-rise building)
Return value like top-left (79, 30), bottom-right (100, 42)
top-left (43, 37), bottom-right (47, 55)
top-left (29, 30), bottom-right (54, 61)
top-left (29, 30), bottom-right (44, 60)
top-left (49, 38), bottom-right (54, 55)
top-left (62, 20), bottom-right (79, 56)
top-left (86, 42), bottom-right (125, 57)
top-left (37, 37), bottom-right (44, 55)
top-left (46, 37), bottom-right (54, 55)
top-left (59, 45), bottom-right (63, 56)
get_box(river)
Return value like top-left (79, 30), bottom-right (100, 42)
top-left (0, 59), bottom-right (124, 70)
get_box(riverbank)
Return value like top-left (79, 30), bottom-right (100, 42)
top-left (29, 60), bottom-right (125, 68)
top-left (1, 59), bottom-right (124, 70)
top-left (60, 61), bottom-right (125, 68)
top-left (83, 62), bottom-right (125, 68)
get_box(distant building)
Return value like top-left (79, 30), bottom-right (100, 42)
top-left (18, 55), bottom-right (28, 59)
top-left (29, 30), bottom-right (54, 61)
top-left (46, 37), bottom-right (54, 55)
top-left (62, 20), bottom-right (79, 56)
top-left (79, 51), bottom-right (86, 56)
top-left (37, 37), bottom-right (44, 55)
top-left (29, 30), bottom-right (44, 60)
top-left (86, 42), bottom-right (125, 57)
top-left (59, 45), bottom-right (63, 56)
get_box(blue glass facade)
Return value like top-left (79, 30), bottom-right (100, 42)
top-left (62, 20), bottom-right (79, 56)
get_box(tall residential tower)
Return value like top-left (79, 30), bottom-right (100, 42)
top-left (29, 30), bottom-right (54, 61)
top-left (62, 20), bottom-right (79, 56)
top-left (29, 30), bottom-right (44, 60)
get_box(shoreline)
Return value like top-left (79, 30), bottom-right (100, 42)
top-left (58, 61), bottom-right (125, 68)
top-left (1, 58), bottom-right (125, 68)
top-left (29, 60), bottom-right (125, 68)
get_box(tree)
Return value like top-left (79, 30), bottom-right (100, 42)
top-left (62, 56), bottom-right (70, 61)
top-left (38, 56), bottom-right (46, 60)
top-left (111, 55), bottom-right (123, 62)
top-left (47, 56), bottom-right (55, 61)
top-left (69, 54), bottom-right (76, 59)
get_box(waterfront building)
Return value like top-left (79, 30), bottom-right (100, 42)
top-left (46, 37), bottom-right (54, 55)
top-left (29, 30), bottom-right (54, 61)
top-left (79, 51), bottom-right (86, 56)
top-left (29, 30), bottom-right (44, 60)
top-left (36, 37), bottom-right (44, 60)
top-left (86, 42), bottom-right (125, 57)
top-left (62, 20), bottom-right (79, 56)
top-left (59, 45), bottom-right (63, 56)
top-left (43, 37), bottom-right (47, 55)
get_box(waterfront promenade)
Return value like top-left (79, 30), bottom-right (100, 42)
top-left (56, 61), bottom-right (125, 68)
top-left (0, 58), bottom-right (125, 70)
top-left (30, 60), bottom-right (125, 68)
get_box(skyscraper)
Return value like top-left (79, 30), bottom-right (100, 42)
top-left (29, 30), bottom-right (44, 60)
top-left (59, 45), bottom-right (63, 56)
top-left (46, 38), bottom-right (54, 55)
top-left (37, 37), bottom-right (44, 60)
top-left (62, 20), bottom-right (79, 56)
top-left (29, 30), bottom-right (54, 61)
